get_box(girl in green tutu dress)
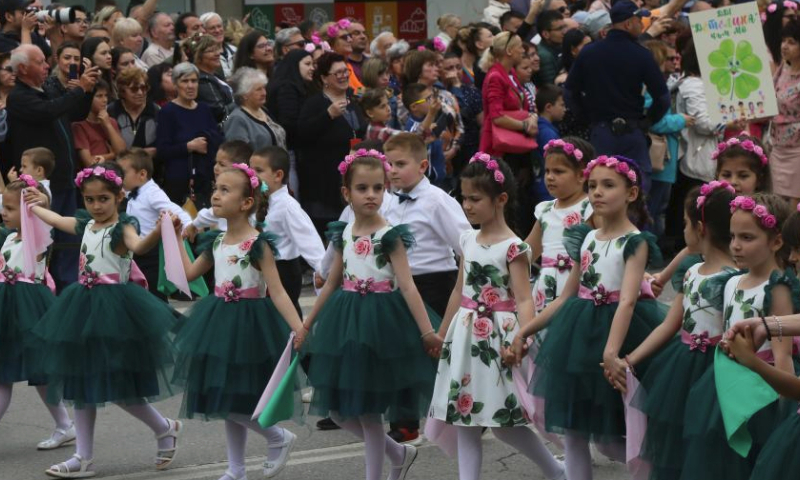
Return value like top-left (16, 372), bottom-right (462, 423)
top-left (303, 150), bottom-right (442, 480)
top-left (27, 163), bottom-right (183, 478)
top-left (171, 164), bottom-right (306, 480)
top-left (428, 154), bottom-right (566, 480)
top-left (623, 181), bottom-right (736, 480)
top-left (513, 155), bottom-right (665, 480)
top-left (681, 193), bottom-right (800, 480)
top-left (0, 177), bottom-right (75, 451)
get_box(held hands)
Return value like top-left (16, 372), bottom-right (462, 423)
top-left (293, 327), bottom-right (307, 350)
top-left (183, 223), bottom-right (199, 242)
top-left (647, 272), bottom-right (664, 298)
top-left (601, 352), bottom-right (629, 394)
top-left (681, 114), bottom-right (697, 127)
top-left (22, 187), bottom-right (48, 207)
top-left (509, 335), bottom-right (529, 366)
top-left (723, 318), bottom-right (768, 356)
top-left (423, 331), bottom-right (444, 359)
top-left (726, 327), bottom-right (758, 367)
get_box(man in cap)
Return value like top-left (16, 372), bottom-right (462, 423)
top-left (564, 0), bottom-right (668, 193)
top-left (0, 0), bottom-right (50, 56)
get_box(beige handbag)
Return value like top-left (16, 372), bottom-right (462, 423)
top-left (649, 133), bottom-right (668, 173)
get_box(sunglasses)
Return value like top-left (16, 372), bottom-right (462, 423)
top-left (285, 39), bottom-right (307, 48)
top-left (338, 33), bottom-right (353, 41)
top-left (411, 94), bottom-right (434, 106)
top-left (0, 66), bottom-right (12, 74)
top-left (126, 84), bottom-right (149, 92)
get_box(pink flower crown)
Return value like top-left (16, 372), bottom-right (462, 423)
top-left (338, 149), bottom-right (391, 176)
top-left (711, 137), bottom-right (768, 166)
top-left (730, 196), bottom-right (778, 230)
top-left (469, 152), bottom-right (505, 185)
top-left (306, 32), bottom-right (332, 53)
top-left (583, 155), bottom-right (637, 184)
top-left (327, 19), bottom-right (351, 39)
top-left (697, 180), bottom-right (736, 209)
top-left (543, 139), bottom-right (584, 161)
top-left (17, 174), bottom-right (40, 189)
top-left (230, 163), bottom-right (262, 192)
top-left (768, 1), bottom-right (798, 13)
top-left (75, 166), bottom-right (123, 188)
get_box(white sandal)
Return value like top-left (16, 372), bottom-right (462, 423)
top-left (220, 470), bottom-right (247, 480)
top-left (155, 419), bottom-right (182, 470)
top-left (45, 454), bottom-right (96, 479)
top-left (262, 429), bottom-right (297, 478)
top-left (387, 445), bottom-right (418, 480)
top-left (38, 424), bottom-right (77, 450)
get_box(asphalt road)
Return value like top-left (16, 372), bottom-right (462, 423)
top-left (0, 284), bottom-right (677, 480)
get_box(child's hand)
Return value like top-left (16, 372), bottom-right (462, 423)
top-left (22, 187), bottom-right (48, 207)
top-left (725, 318), bottom-right (768, 354)
top-left (728, 327), bottom-right (759, 367)
top-left (510, 335), bottom-right (528, 363)
top-left (649, 272), bottom-right (664, 298)
top-left (314, 271), bottom-right (325, 289)
top-left (601, 354), bottom-right (628, 394)
top-left (293, 328), bottom-right (307, 350)
top-left (423, 332), bottom-right (443, 358)
top-left (430, 98), bottom-right (442, 116)
top-left (7, 166), bottom-right (18, 183)
top-left (500, 344), bottom-right (518, 367)
top-left (183, 224), bottom-right (198, 242)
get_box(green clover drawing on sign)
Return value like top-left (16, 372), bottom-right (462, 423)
top-left (708, 39), bottom-right (762, 100)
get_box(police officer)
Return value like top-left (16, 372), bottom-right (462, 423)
top-left (565, 0), bottom-right (669, 193)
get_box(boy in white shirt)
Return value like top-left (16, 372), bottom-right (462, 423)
top-left (118, 148), bottom-right (193, 300)
top-left (4, 147), bottom-right (55, 201)
top-left (252, 146), bottom-right (325, 315)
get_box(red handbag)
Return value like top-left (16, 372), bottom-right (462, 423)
top-left (492, 110), bottom-right (537, 154)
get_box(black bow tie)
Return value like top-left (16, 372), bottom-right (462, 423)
top-left (129, 187), bottom-right (140, 200)
top-left (396, 192), bottom-right (416, 204)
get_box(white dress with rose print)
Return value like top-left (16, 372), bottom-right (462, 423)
top-left (429, 229), bottom-right (532, 428)
top-left (532, 198), bottom-right (592, 317)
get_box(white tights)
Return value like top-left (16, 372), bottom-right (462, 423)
top-left (456, 426), bottom-right (564, 480)
top-left (0, 384), bottom-right (72, 431)
top-left (562, 433), bottom-right (624, 480)
top-left (330, 412), bottom-right (406, 480)
top-left (219, 414), bottom-right (286, 479)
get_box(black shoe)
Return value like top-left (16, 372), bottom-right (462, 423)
top-left (316, 417), bottom-right (340, 431)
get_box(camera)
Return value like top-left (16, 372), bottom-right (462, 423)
top-left (27, 6), bottom-right (81, 25)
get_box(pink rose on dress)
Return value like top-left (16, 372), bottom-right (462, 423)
top-left (456, 393), bottom-right (474, 415)
top-left (535, 289), bottom-right (546, 311)
top-left (461, 374), bottom-right (471, 387)
top-left (473, 316), bottom-right (493, 340)
top-left (502, 318), bottom-right (515, 332)
top-left (353, 237), bottom-right (372, 257)
top-left (220, 280), bottom-right (241, 302)
top-left (479, 285), bottom-right (501, 306)
top-left (240, 238), bottom-right (255, 252)
top-left (581, 250), bottom-right (593, 272)
top-left (506, 243), bottom-right (520, 263)
top-left (79, 253), bottom-right (87, 271)
top-left (562, 212), bottom-right (582, 228)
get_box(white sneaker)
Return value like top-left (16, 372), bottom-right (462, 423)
top-left (38, 424), bottom-right (76, 450)
top-left (387, 444), bottom-right (418, 480)
top-left (263, 430), bottom-right (297, 478)
top-left (549, 460), bottom-right (567, 480)
top-left (301, 388), bottom-right (313, 403)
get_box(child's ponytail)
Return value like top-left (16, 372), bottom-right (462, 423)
top-left (255, 182), bottom-right (270, 231)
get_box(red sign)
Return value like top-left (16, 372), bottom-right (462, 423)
top-left (274, 4), bottom-right (305, 26)
top-left (396, 2), bottom-right (427, 43)
top-left (334, 3), bottom-right (366, 24)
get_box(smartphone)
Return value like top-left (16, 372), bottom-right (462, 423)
top-left (68, 64), bottom-right (78, 81)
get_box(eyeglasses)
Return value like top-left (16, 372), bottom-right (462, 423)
top-left (75, 19), bottom-right (90, 26)
top-left (285, 39), bottom-right (307, 48)
top-left (328, 68), bottom-right (350, 78)
top-left (411, 94), bottom-right (434, 106)
top-left (0, 66), bottom-right (13, 74)
top-left (126, 84), bottom-right (149, 92)
top-left (338, 33), bottom-right (353, 41)
top-left (255, 42), bottom-right (272, 50)
top-left (667, 55), bottom-right (679, 61)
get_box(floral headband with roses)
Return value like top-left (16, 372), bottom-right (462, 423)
top-left (583, 155), bottom-right (637, 184)
top-left (17, 174), bottom-right (40, 189)
top-left (305, 32), bottom-right (332, 53)
top-left (229, 163), bottom-right (265, 195)
top-left (469, 152), bottom-right (505, 185)
top-left (338, 149), bottom-right (392, 176)
top-left (696, 180), bottom-right (736, 209)
top-left (327, 19), bottom-right (351, 40)
top-left (543, 139), bottom-right (584, 162)
top-left (75, 166), bottom-right (123, 188)
top-left (730, 196), bottom-right (778, 230)
top-left (417, 37), bottom-right (446, 53)
top-left (711, 137), bottom-right (768, 166)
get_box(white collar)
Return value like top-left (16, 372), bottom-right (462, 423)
top-left (397, 176), bottom-right (430, 200)
top-left (270, 185), bottom-right (289, 201)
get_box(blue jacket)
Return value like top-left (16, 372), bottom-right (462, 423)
top-left (565, 30), bottom-right (669, 124)
top-left (644, 91), bottom-right (686, 184)
top-left (536, 117), bottom-right (560, 159)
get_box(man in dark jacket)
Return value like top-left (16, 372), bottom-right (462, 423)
top-left (6, 44), bottom-right (99, 289)
top-left (565, 0), bottom-right (669, 193)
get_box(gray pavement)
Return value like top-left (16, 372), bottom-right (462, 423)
top-left (0, 284), bottom-right (677, 480)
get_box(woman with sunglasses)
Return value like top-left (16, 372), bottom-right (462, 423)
top-left (320, 19), bottom-right (364, 91)
top-left (233, 31), bottom-right (276, 81)
top-left (108, 68), bottom-right (160, 159)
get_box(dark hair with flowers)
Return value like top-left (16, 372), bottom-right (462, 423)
top-left (221, 164), bottom-right (271, 229)
top-left (75, 162), bottom-right (124, 195)
top-left (583, 155), bottom-right (650, 229)
top-left (685, 182), bottom-right (736, 252)
top-left (4, 174), bottom-right (47, 199)
top-left (714, 135), bottom-right (771, 192)
top-left (460, 154), bottom-right (517, 229)
top-left (543, 136), bottom-right (593, 170)
top-left (735, 193), bottom-right (792, 266)
top-left (340, 149), bottom-right (391, 189)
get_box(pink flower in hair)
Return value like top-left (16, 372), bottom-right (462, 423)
top-left (327, 25), bottom-right (339, 38)
top-left (305, 43), bottom-right (316, 53)
top-left (93, 166), bottom-right (106, 175)
top-left (337, 162), bottom-right (349, 175)
top-left (433, 37), bottom-right (446, 52)
top-left (494, 170), bottom-right (505, 184)
top-left (768, 3), bottom-right (778, 11)
top-left (487, 160), bottom-right (499, 170)
top-left (697, 196), bottom-right (706, 209)
top-left (103, 170), bottom-right (117, 182)
top-left (563, 143), bottom-right (575, 155)
top-left (752, 205), bottom-right (769, 218)
top-left (617, 162), bottom-right (630, 173)
top-left (627, 170), bottom-right (637, 183)
top-left (605, 157), bottom-right (618, 168)
top-left (763, 215), bottom-right (778, 229)
top-left (338, 19), bottom-right (351, 29)
top-left (574, 150), bottom-right (584, 160)
top-left (417, 45), bottom-right (426, 51)
top-left (740, 197), bottom-right (757, 210)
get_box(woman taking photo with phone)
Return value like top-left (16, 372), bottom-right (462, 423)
top-left (44, 42), bottom-right (83, 99)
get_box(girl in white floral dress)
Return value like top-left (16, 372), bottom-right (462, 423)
top-left (514, 155), bottom-right (666, 480)
top-left (171, 164), bottom-right (306, 480)
top-left (28, 163), bottom-right (182, 478)
top-left (429, 153), bottom-right (566, 480)
top-left (681, 193), bottom-right (800, 480)
top-left (303, 150), bottom-right (442, 480)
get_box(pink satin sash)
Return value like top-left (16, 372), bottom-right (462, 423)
top-left (578, 285), bottom-right (621, 305)
top-left (460, 295), bottom-right (517, 314)
top-left (342, 277), bottom-right (393, 295)
top-left (214, 284), bottom-right (262, 302)
top-left (541, 254), bottom-right (573, 272)
top-left (79, 263), bottom-right (149, 290)
top-left (0, 270), bottom-right (52, 295)
top-left (755, 340), bottom-right (800, 363)
top-left (680, 330), bottom-right (722, 353)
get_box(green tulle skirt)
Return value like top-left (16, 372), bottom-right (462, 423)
top-left (172, 295), bottom-right (293, 420)
top-left (749, 410), bottom-right (800, 480)
top-left (531, 297), bottom-right (666, 442)
top-left (632, 336), bottom-right (715, 480)
top-left (29, 283), bottom-right (181, 408)
top-left (0, 282), bottom-right (54, 384)
top-left (306, 289), bottom-right (441, 422)
top-left (680, 359), bottom-right (800, 480)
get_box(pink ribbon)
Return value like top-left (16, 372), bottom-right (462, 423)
top-left (252, 332), bottom-right (295, 420)
top-left (639, 278), bottom-right (656, 299)
top-left (20, 195), bottom-right (52, 279)
top-left (460, 296), bottom-right (517, 315)
top-left (755, 340), bottom-right (800, 362)
top-left (680, 330), bottom-right (722, 353)
top-left (512, 344), bottom-right (564, 449)
top-left (79, 265), bottom-right (148, 290)
top-left (342, 277), bottom-right (393, 295)
top-left (214, 284), bottom-right (262, 302)
top-left (623, 369), bottom-right (651, 480)
top-left (541, 254), bottom-right (573, 272)
top-left (160, 213), bottom-right (191, 297)
top-left (578, 285), bottom-right (621, 305)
